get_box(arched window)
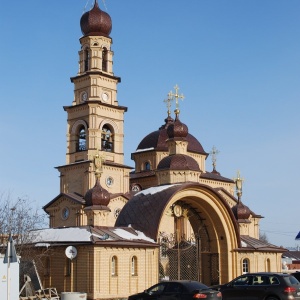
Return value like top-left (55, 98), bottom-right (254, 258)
top-left (84, 48), bottom-right (89, 71)
top-left (144, 162), bottom-right (150, 170)
top-left (111, 256), bottom-right (118, 276)
top-left (77, 126), bottom-right (86, 151)
top-left (131, 256), bottom-right (137, 276)
top-left (266, 258), bottom-right (271, 272)
top-left (102, 48), bottom-right (108, 72)
top-left (101, 125), bottom-right (113, 152)
top-left (242, 258), bottom-right (249, 274)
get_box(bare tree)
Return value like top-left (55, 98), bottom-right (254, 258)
top-left (259, 231), bottom-right (269, 243)
top-left (0, 192), bottom-right (46, 253)
top-left (0, 192), bottom-right (49, 293)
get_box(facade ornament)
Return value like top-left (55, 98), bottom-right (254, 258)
top-left (93, 150), bottom-right (105, 178)
top-left (234, 170), bottom-right (244, 201)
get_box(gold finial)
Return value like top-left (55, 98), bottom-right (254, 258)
top-left (93, 150), bottom-right (105, 179)
top-left (210, 146), bottom-right (220, 171)
top-left (163, 91), bottom-right (174, 116)
top-left (233, 170), bottom-right (244, 201)
top-left (169, 84), bottom-right (184, 116)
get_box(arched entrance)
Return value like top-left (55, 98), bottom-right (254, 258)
top-left (155, 186), bottom-right (240, 286)
top-left (158, 201), bottom-right (219, 285)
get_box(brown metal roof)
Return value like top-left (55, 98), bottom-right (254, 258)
top-left (115, 183), bottom-right (240, 242)
top-left (283, 251), bottom-right (300, 260)
top-left (130, 170), bottom-right (156, 179)
top-left (157, 154), bottom-right (200, 171)
top-left (201, 171), bottom-right (234, 183)
top-left (137, 129), bottom-right (208, 156)
top-left (238, 235), bottom-right (286, 252)
top-left (43, 192), bottom-right (85, 211)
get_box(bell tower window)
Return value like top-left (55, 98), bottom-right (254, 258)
top-left (84, 48), bottom-right (90, 71)
top-left (144, 162), bottom-right (150, 170)
top-left (101, 125), bottom-right (113, 152)
top-left (102, 48), bottom-right (108, 72)
top-left (77, 126), bottom-right (86, 151)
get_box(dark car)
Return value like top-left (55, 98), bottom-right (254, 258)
top-left (128, 280), bottom-right (222, 300)
top-left (218, 272), bottom-right (300, 300)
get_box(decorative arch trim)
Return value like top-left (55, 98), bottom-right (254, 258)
top-left (71, 120), bottom-right (88, 134)
top-left (99, 119), bottom-right (118, 134)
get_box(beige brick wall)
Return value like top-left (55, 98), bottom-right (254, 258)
top-left (37, 244), bottom-right (159, 300)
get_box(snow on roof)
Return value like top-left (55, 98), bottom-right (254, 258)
top-left (35, 243), bottom-right (51, 247)
top-left (30, 227), bottom-right (156, 244)
top-left (136, 184), bottom-right (178, 196)
top-left (113, 229), bottom-right (155, 243)
top-left (241, 240), bottom-right (247, 247)
top-left (135, 147), bottom-right (154, 153)
top-left (31, 227), bottom-right (92, 243)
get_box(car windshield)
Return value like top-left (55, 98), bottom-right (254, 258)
top-left (147, 283), bottom-right (166, 295)
top-left (284, 275), bottom-right (300, 285)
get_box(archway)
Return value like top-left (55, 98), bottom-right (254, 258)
top-left (156, 186), bottom-right (239, 286)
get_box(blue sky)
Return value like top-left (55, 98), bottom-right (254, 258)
top-left (1, 0), bottom-right (300, 247)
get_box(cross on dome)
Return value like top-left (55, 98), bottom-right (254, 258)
top-left (210, 145), bottom-right (220, 171)
top-left (169, 84), bottom-right (184, 115)
top-left (163, 91), bottom-right (174, 117)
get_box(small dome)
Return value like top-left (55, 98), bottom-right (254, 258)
top-left (167, 116), bottom-right (188, 139)
top-left (80, 1), bottom-right (112, 37)
top-left (232, 201), bottom-right (251, 220)
top-left (157, 154), bottom-right (200, 171)
top-left (84, 179), bottom-right (110, 207)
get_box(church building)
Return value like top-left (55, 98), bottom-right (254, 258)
top-left (31, 1), bottom-right (285, 299)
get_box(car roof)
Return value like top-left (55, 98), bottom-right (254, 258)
top-left (160, 280), bottom-right (208, 289)
top-left (241, 272), bottom-right (291, 276)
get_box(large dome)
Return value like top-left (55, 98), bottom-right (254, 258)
top-left (137, 124), bottom-right (207, 155)
top-left (80, 0), bottom-right (112, 37)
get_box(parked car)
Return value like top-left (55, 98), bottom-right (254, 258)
top-left (128, 280), bottom-right (222, 300)
top-left (217, 272), bottom-right (300, 300)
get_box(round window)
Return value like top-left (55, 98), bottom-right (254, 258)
top-left (62, 207), bottom-right (70, 220)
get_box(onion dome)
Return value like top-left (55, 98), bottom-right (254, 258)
top-left (232, 201), bottom-right (251, 220)
top-left (84, 178), bottom-right (110, 207)
top-left (157, 154), bottom-right (200, 171)
top-left (167, 115), bottom-right (188, 139)
top-left (80, 0), bottom-right (112, 37)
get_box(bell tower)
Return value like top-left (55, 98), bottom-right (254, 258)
top-left (57, 1), bottom-right (131, 197)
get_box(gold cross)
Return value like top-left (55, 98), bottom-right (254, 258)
top-left (209, 146), bottom-right (220, 170)
top-left (169, 84), bottom-right (184, 112)
top-left (163, 91), bottom-right (174, 116)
